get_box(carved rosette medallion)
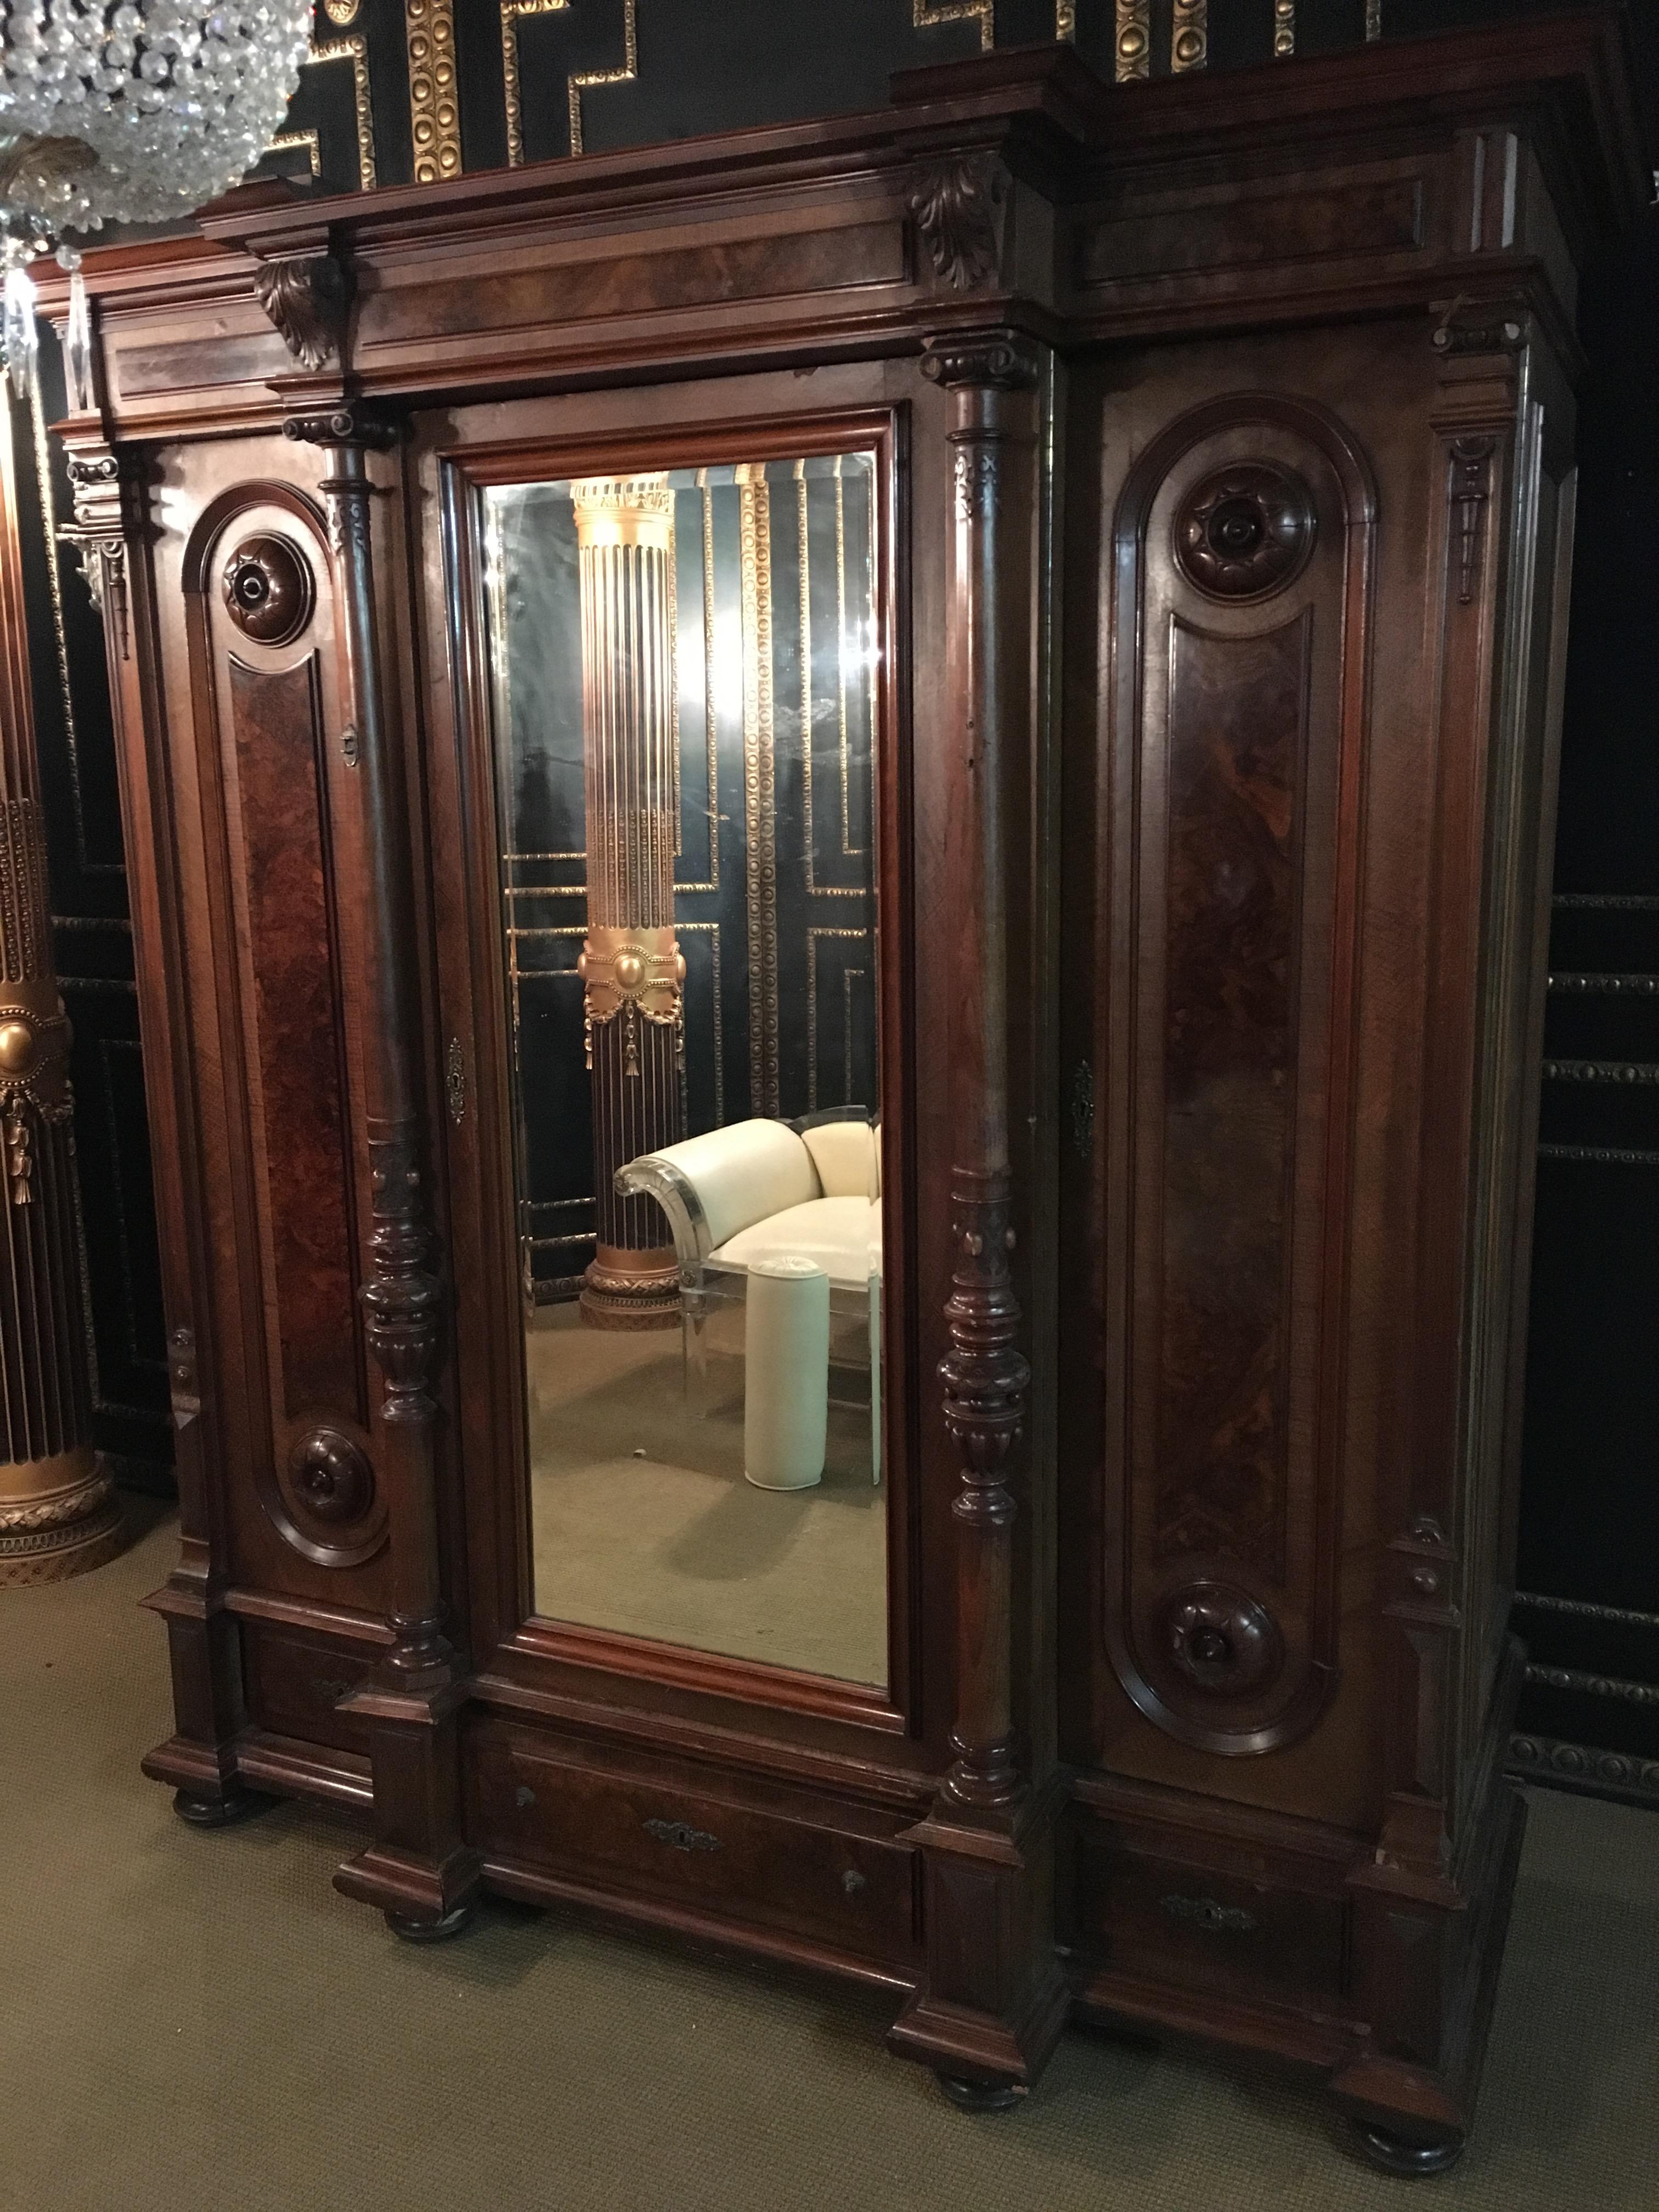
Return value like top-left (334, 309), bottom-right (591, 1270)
top-left (1173, 462), bottom-right (1316, 601)
top-left (287, 1424), bottom-right (378, 1531)
top-left (222, 534), bottom-right (315, 646)
top-left (1160, 1582), bottom-right (1284, 1697)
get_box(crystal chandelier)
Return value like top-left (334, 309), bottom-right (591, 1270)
top-left (0, 0), bottom-right (313, 393)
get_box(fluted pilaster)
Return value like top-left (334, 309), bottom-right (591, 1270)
top-left (572, 474), bottom-right (685, 1329)
top-left (0, 395), bottom-right (114, 1584)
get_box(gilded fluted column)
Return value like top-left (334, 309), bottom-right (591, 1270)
top-left (572, 474), bottom-right (685, 1330)
top-left (0, 390), bottom-right (115, 1584)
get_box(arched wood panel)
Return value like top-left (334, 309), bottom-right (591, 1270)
top-left (182, 485), bottom-right (387, 1575)
top-left (1097, 395), bottom-right (1375, 1756)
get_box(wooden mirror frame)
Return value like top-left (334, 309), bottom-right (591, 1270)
top-left (417, 391), bottom-right (920, 1736)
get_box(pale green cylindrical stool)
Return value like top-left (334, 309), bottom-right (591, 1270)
top-left (743, 1255), bottom-right (830, 1491)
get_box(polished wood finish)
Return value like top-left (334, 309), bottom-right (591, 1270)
top-left (41, 8), bottom-right (1645, 2163)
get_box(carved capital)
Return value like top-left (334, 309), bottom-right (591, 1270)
top-left (909, 155), bottom-right (1006, 292)
top-left (253, 252), bottom-right (353, 373)
top-left (59, 446), bottom-right (138, 661)
top-left (1431, 298), bottom-right (1527, 359)
top-left (921, 328), bottom-right (1040, 393)
top-left (281, 402), bottom-right (400, 452)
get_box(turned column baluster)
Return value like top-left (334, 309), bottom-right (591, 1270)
top-left (922, 331), bottom-right (1038, 1809)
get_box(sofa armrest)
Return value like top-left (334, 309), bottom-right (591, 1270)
top-left (619, 1119), bottom-right (821, 1252)
top-left (613, 1157), bottom-right (712, 1286)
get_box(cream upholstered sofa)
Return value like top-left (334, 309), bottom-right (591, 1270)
top-left (615, 1109), bottom-right (881, 1479)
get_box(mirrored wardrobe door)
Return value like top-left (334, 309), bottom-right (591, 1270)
top-left (475, 444), bottom-right (890, 1688)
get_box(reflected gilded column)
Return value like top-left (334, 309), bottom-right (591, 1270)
top-left (0, 391), bottom-right (115, 1584)
top-left (573, 474), bottom-right (685, 1329)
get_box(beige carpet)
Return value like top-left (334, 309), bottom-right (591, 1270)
top-left (4, 1507), bottom-right (1657, 2212)
top-left (527, 1303), bottom-right (887, 1685)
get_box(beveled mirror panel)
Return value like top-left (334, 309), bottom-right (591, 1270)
top-left (481, 450), bottom-right (887, 1686)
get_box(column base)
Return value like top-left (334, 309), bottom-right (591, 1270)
top-left (580, 1245), bottom-right (681, 1332)
top-left (0, 1449), bottom-right (122, 1587)
top-left (1350, 2122), bottom-right (1465, 2177)
top-left (936, 2073), bottom-right (1024, 2114)
top-left (172, 1785), bottom-right (276, 1830)
top-left (386, 1901), bottom-right (477, 1944)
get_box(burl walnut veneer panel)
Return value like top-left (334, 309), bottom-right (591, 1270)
top-left (1102, 404), bottom-right (1370, 1769)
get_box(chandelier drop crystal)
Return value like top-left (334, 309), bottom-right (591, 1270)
top-left (0, 0), bottom-right (314, 390)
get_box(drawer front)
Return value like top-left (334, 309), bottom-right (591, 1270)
top-left (240, 1621), bottom-right (376, 1754)
top-left (1073, 1829), bottom-right (1348, 2009)
top-left (467, 1719), bottom-right (919, 1969)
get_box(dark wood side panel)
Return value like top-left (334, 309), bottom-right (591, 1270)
top-left (177, 479), bottom-right (390, 1596)
top-left (1077, 174), bottom-right (1424, 289)
top-left (1099, 396), bottom-right (1375, 1764)
top-left (367, 216), bottom-right (909, 349)
top-left (239, 1617), bottom-right (376, 1752)
top-left (1070, 1821), bottom-right (1349, 2011)
top-left (225, 653), bottom-right (363, 1424)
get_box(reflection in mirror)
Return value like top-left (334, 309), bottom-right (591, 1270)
top-left (482, 452), bottom-right (885, 1686)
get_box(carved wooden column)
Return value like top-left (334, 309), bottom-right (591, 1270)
top-left (0, 385), bottom-right (116, 1585)
top-left (571, 473), bottom-right (685, 1329)
top-left (285, 400), bottom-right (479, 1938)
top-left (889, 330), bottom-right (1068, 2107)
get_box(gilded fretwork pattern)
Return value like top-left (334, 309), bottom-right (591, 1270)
top-left (260, 1), bottom-right (1410, 201)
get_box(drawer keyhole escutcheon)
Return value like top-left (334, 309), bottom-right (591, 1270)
top-left (644, 1816), bottom-right (722, 1854)
top-left (1163, 1893), bottom-right (1257, 1935)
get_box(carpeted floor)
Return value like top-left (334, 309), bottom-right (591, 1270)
top-left (527, 1302), bottom-right (887, 1684)
top-left (4, 1506), bottom-right (1656, 2212)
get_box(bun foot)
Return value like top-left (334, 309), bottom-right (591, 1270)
top-left (1352, 2122), bottom-right (1465, 2177)
top-left (385, 1903), bottom-right (477, 1944)
top-left (937, 2073), bottom-right (1023, 2114)
top-left (172, 1787), bottom-right (274, 1829)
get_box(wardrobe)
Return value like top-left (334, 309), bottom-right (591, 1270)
top-left (43, 9), bottom-right (1645, 2172)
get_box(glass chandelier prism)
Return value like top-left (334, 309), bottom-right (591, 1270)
top-left (0, 0), bottom-right (313, 390)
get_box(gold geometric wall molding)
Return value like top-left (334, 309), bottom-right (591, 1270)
top-left (913, 0), bottom-right (994, 56)
top-left (304, 34), bottom-right (377, 189)
top-left (409, 0), bottom-right (464, 181)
